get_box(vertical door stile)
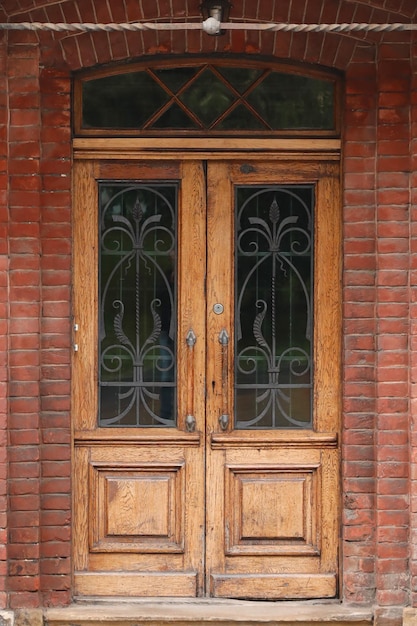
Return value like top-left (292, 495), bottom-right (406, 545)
top-left (314, 167), bottom-right (342, 435)
top-left (205, 161), bottom-right (234, 593)
top-left (313, 166), bottom-right (342, 578)
top-left (178, 161), bottom-right (207, 594)
top-left (73, 160), bottom-right (99, 433)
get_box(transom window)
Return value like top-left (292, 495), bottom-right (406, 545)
top-left (74, 59), bottom-right (340, 137)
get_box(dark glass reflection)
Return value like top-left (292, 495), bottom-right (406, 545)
top-left (153, 66), bottom-right (199, 92)
top-left (99, 183), bottom-right (177, 427)
top-left (247, 72), bottom-right (334, 129)
top-left (216, 66), bottom-right (264, 94)
top-left (179, 68), bottom-right (236, 127)
top-left (152, 104), bottom-right (200, 130)
top-left (81, 65), bottom-right (336, 132)
top-left (82, 72), bottom-right (169, 128)
top-left (235, 186), bottom-right (313, 429)
top-left (216, 104), bottom-right (266, 130)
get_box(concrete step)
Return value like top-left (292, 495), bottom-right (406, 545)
top-left (45, 599), bottom-right (373, 626)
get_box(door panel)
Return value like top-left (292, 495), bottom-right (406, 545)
top-left (205, 161), bottom-right (340, 599)
top-left (73, 157), bottom-right (340, 599)
top-left (73, 160), bottom-right (206, 597)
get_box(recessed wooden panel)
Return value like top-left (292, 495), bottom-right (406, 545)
top-left (90, 462), bottom-right (185, 553)
top-left (240, 477), bottom-right (305, 539)
top-left (225, 464), bottom-right (320, 556)
top-left (106, 476), bottom-right (170, 536)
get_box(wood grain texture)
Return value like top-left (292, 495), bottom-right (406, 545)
top-left (314, 167), bottom-right (342, 434)
top-left (74, 572), bottom-right (198, 597)
top-left (178, 161), bottom-right (206, 435)
top-left (72, 156), bottom-right (340, 600)
top-left (205, 160), bottom-right (340, 600)
top-left (205, 161), bottom-right (234, 587)
top-left (224, 464), bottom-right (319, 556)
top-left (73, 160), bottom-right (205, 597)
top-left (73, 161), bottom-right (98, 431)
top-left (211, 573), bottom-right (336, 599)
top-left (73, 137), bottom-right (341, 156)
top-left (73, 446), bottom-right (90, 571)
top-left (90, 461), bottom-right (185, 553)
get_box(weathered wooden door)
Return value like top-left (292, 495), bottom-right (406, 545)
top-left (73, 157), bottom-right (341, 599)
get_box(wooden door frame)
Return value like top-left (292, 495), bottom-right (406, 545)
top-left (71, 139), bottom-right (342, 598)
top-left (73, 137), bottom-right (341, 161)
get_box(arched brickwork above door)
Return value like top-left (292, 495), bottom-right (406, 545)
top-left (1, 0), bottom-right (416, 71)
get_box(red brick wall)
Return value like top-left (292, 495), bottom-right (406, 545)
top-left (0, 31), bottom-right (8, 612)
top-left (343, 54), bottom-right (378, 606)
top-left (1, 0), bottom-right (417, 615)
top-left (343, 41), bottom-right (413, 614)
top-left (410, 32), bottom-right (417, 610)
top-left (343, 37), bottom-right (411, 607)
top-left (375, 45), bottom-right (411, 610)
top-left (7, 35), bottom-right (42, 610)
top-left (5, 35), bottom-right (72, 609)
top-left (38, 66), bottom-right (72, 608)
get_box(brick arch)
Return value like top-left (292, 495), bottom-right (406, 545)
top-left (2, 0), bottom-right (415, 71)
top-left (2, 0), bottom-right (415, 20)
top-left (343, 0), bottom-right (417, 18)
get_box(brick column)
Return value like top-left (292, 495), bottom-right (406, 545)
top-left (342, 56), bottom-right (378, 606)
top-left (409, 30), bottom-right (417, 614)
top-left (374, 44), bottom-right (412, 626)
top-left (39, 68), bottom-right (72, 608)
top-left (6, 35), bottom-right (42, 609)
top-left (0, 32), bottom-right (8, 611)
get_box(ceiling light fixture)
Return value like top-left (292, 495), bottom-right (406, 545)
top-left (200, 0), bottom-right (232, 35)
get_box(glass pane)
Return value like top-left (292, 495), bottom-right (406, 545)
top-left (151, 103), bottom-right (200, 129)
top-left (247, 72), bottom-right (334, 130)
top-left (215, 66), bottom-right (264, 94)
top-left (99, 183), bottom-right (177, 427)
top-left (80, 65), bottom-right (336, 133)
top-left (180, 68), bottom-right (236, 127)
top-left (235, 185), bottom-right (313, 429)
top-left (215, 104), bottom-right (266, 130)
top-left (82, 72), bottom-right (169, 128)
top-left (153, 67), bottom-right (200, 93)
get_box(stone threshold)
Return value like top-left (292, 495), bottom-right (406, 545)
top-left (44, 598), bottom-right (373, 626)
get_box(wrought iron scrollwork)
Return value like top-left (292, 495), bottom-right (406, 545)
top-left (235, 186), bottom-right (313, 429)
top-left (99, 183), bottom-right (177, 427)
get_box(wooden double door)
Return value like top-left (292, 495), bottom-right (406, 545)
top-left (73, 157), bottom-right (341, 599)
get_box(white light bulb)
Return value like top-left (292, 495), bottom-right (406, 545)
top-left (202, 16), bottom-right (221, 35)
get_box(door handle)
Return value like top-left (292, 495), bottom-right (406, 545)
top-left (218, 329), bottom-right (230, 431)
top-left (185, 329), bottom-right (197, 432)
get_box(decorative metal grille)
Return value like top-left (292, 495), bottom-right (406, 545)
top-left (235, 185), bottom-right (313, 429)
top-left (99, 182), bottom-right (177, 427)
